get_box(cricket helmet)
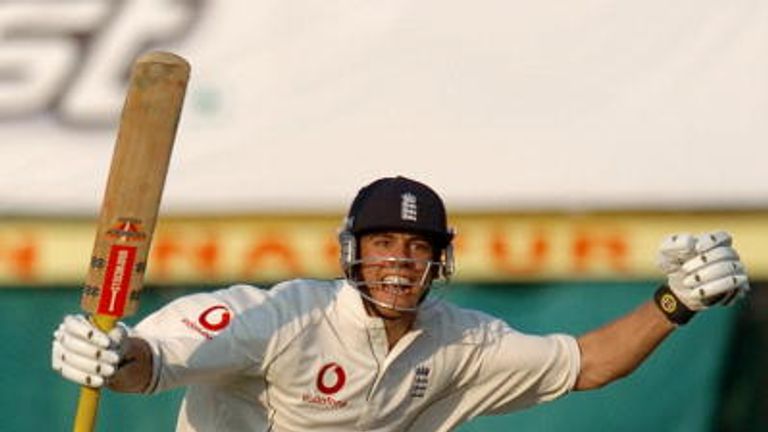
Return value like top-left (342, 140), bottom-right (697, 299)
top-left (339, 176), bottom-right (456, 295)
top-left (344, 176), bottom-right (453, 246)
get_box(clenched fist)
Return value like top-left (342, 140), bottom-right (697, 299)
top-left (654, 231), bottom-right (749, 324)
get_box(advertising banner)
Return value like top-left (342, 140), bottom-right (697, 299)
top-left (1, 1), bottom-right (767, 214)
top-left (1, 212), bottom-right (765, 285)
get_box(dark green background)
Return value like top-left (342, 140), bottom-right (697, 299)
top-left (3, 281), bottom-right (762, 431)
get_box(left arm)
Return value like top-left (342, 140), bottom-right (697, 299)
top-left (574, 231), bottom-right (750, 391)
top-left (574, 300), bottom-right (673, 390)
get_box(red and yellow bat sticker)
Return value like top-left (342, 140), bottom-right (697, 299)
top-left (96, 245), bottom-right (137, 317)
top-left (106, 218), bottom-right (147, 242)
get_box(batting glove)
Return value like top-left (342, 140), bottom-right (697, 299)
top-left (654, 231), bottom-right (750, 325)
top-left (52, 314), bottom-right (129, 387)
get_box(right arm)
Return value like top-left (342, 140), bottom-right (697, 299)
top-left (51, 311), bottom-right (247, 394)
top-left (53, 283), bottom-right (313, 393)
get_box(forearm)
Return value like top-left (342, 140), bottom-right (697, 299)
top-left (106, 336), bottom-right (154, 393)
top-left (574, 300), bottom-right (674, 390)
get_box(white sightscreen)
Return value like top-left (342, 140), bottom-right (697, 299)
top-left (1, 1), bottom-right (766, 214)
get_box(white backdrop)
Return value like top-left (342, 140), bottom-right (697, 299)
top-left (1, 0), bottom-right (766, 214)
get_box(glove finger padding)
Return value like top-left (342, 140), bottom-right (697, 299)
top-left (681, 246), bottom-right (740, 274)
top-left (60, 362), bottom-right (107, 388)
top-left (52, 337), bottom-right (65, 372)
top-left (694, 231), bottom-right (732, 253)
top-left (51, 314), bottom-right (128, 388)
top-left (655, 230), bottom-right (750, 325)
top-left (52, 339), bottom-right (107, 387)
top-left (56, 323), bottom-right (120, 364)
top-left (696, 275), bottom-right (749, 303)
top-left (722, 282), bottom-right (751, 306)
top-left (720, 289), bottom-right (740, 306)
top-left (682, 260), bottom-right (745, 288)
top-left (657, 233), bottom-right (697, 274)
top-left (54, 338), bottom-right (117, 376)
top-left (674, 246), bottom-right (747, 310)
top-left (62, 315), bottom-right (111, 348)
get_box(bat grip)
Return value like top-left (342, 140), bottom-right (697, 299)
top-left (72, 315), bottom-right (118, 432)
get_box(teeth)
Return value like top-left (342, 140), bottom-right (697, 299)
top-left (382, 275), bottom-right (412, 285)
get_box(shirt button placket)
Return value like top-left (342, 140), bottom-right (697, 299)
top-left (360, 324), bottom-right (388, 427)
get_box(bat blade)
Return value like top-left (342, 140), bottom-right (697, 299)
top-left (80, 51), bottom-right (190, 319)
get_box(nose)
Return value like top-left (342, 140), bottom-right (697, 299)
top-left (393, 239), bottom-right (410, 257)
top-left (384, 239), bottom-right (414, 267)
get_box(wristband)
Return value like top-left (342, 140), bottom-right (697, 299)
top-left (654, 284), bottom-right (696, 325)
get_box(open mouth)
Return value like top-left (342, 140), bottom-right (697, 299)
top-left (373, 275), bottom-right (415, 294)
top-left (352, 272), bottom-right (428, 312)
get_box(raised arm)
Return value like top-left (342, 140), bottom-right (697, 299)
top-left (574, 231), bottom-right (750, 390)
top-left (575, 300), bottom-right (672, 390)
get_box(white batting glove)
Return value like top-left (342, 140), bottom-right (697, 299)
top-left (656, 232), bottom-right (698, 275)
top-left (51, 314), bottom-right (129, 387)
top-left (655, 231), bottom-right (750, 325)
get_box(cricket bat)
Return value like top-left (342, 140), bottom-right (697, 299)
top-left (73, 51), bottom-right (190, 432)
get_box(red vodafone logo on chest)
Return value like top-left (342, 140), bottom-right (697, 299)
top-left (316, 362), bottom-right (346, 395)
top-left (198, 305), bottom-right (232, 331)
top-left (302, 362), bottom-right (349, 409)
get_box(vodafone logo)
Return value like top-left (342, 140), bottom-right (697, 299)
top-left (316, 362), bottom-right (346, 395)
top-left (303, 362), bottom-right (349, 409)
top-left (198, 305), bottom-right (232, 332)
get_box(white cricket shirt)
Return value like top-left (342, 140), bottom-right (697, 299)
top-left (135, 279), bottom-right (581, 431)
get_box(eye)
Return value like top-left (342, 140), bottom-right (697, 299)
top-left (371, 237), bottom-right (392, 249)
top-left (410, 240), bottom-right (433, 257)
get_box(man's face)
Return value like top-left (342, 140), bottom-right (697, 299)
top-left (357, 231), bottom-right (435, 317)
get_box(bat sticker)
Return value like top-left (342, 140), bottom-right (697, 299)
top-left (96, 245), bottom-right (137, 316)
top-left (106, 218), bottom-right (147, 242)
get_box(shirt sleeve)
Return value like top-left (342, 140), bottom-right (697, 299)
top-left (461, 321), bottom-right (581, 416)
top-left (133, 284), bottom-right (270, 393)
top-left (134, 281), bottom-right (329, 394)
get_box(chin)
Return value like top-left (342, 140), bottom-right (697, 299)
top-left (370, 300), bottom-right (417, 318)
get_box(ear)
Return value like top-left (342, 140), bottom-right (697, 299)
top-left (428, 247), bottom-right (444, 280)
top-left (441, 244), bottom-right (455, 280)
top-left (338, 230), bottom-right (357, 276)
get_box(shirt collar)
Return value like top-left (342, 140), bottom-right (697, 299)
top-left (335, 279), bottom-right (385, 329)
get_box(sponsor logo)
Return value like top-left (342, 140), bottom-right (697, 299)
top-left (198, 305), bottom-right (231, 331)
top-left (301, 393), bottom-right (348, 410)
top-left (106, 218), bottom-right (147, 242)
top-left (660, 293), bottom-right (678, 313)
top-left (181, 304), bottom-right (232, 340)
top-left (410, 364), bottom-right (430, 398)
top-left (316, 362), bottom-right (346, 394)
top-left (302, 362), bottom-right (349, 409)
top-left (0, 0), bottom-right (203, 125)
top-left (96, 245), bottom-right (137, 316)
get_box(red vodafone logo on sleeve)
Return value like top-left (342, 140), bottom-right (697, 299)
top-left (316, 362), bottom-right (346, 395)
top-left (198, 305), bottom-right (231, 331)
top-left (181, 304), bottom-right (233, 340)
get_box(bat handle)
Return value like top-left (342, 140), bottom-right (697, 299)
top-left (73, 387), bottom-right (102, 432)
top-left (71, 315), bottom-right (118, 432)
